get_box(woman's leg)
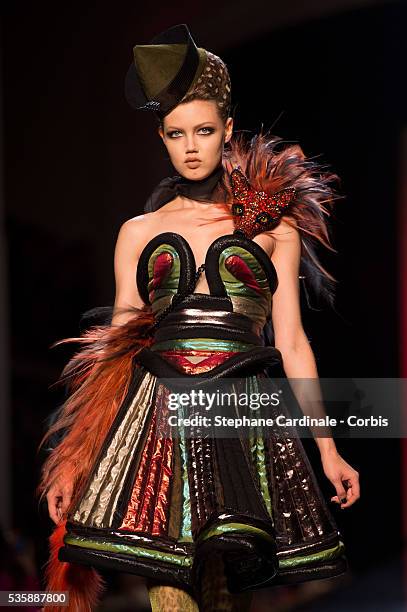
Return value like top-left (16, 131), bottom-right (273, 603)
top-left (147, 584), bottom-right (199, 612)
top-left (146, 558), bottom-right (252, 612)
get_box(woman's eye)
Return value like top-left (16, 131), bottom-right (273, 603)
top-left (199, 127), bottom-right (214, 135)
top-left (167, 127), bottom-right (214, 138)
top-left (168, 130), bottom-right (182, 138)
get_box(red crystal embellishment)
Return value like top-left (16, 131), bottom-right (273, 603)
top-left (230, 166), bottom-right (296, 239)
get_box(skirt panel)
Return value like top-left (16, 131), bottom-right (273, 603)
top-left (59, 348), bottom-right (348, 592)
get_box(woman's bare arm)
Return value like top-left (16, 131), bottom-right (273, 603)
top-left (270, 219), bottom-right (360, 508)
top-left (112, 217), bottom-right (147, 326)
top-left (47, 217), bottom-right (148, 523)
top-left (270, 218), bottom-right (337, 453)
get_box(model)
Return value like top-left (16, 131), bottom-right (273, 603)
top-left (37, 23), bottom-right (360, 612)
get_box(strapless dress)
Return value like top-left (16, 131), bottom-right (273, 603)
top-left (58, 231), bottom-right (348, 593)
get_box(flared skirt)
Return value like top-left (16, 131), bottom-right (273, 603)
top-left (58, 349), bottom-right (347, 594)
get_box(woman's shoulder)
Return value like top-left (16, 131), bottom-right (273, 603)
top-left (116, 209), bottom-right (171, 256)
top-left (120, 199), bottom-right (184, 232)
top-left (119, 209), bottom-right (165, 234)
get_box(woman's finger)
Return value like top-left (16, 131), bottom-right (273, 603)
top-left (347, 474), bottom-right (360, 499)
top-left (61, 485), bottom-right (73, 514)
top-left (332, 479), bottom-right (347, 505)
top-left (335, 474), bottom-right (360, 508)
top-left (50, 502), bottom-right (60, 524)
top-left (339, 485), bottom-right (353, 508)
top-left (47, 492), bottom-right (59, 524)
top-left (47, 487), bottom-right (66, 523)
top-left (344, 475), bottom-right (360, 505)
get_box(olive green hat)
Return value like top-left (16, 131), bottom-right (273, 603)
top-left (125, 24), bottom-right (208, 117)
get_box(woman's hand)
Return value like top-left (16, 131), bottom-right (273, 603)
top-left (46, 477), bottom-right (74, 524)
top-left (321, 449), bottom-right (360, 509)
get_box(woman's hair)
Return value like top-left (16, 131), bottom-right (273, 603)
top-left (158, 50), bottom-right (232, 126)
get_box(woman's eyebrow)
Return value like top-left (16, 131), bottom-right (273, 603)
top-left (166, 122), bottom-right (216, 130)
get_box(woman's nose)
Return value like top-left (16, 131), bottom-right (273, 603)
top-left (185, 135), bottom-right (198, 153)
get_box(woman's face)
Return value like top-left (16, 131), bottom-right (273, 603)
top-left (158, 99), bottom-right (233, 180)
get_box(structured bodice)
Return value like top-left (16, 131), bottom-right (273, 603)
top-left (136, 232), bottom-right (278, 336)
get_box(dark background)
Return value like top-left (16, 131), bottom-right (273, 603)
top-left (1, 1), bottom-right (405, 609)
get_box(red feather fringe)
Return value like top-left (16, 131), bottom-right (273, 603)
top-left (209, 129), bottom-right (343, 306)
top-left (43, 519), bottom-right (105, 612)
top-left (36, 304), bottom-right (154, 510)
top-left (37, 304), bottom-right (155, 610)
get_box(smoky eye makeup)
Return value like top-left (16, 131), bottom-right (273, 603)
top-left (166, 126), bottom-right (216, 138)
top-left (200, 127), bottom-right (215, 135)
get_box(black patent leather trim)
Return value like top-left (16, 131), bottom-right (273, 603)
top-left (136, 232), bottom-right (196, 305)
top-left (276, 530), bottom-right (342, 558)
top-left (257, 557), bottom-right (348, 589)
top-left (135, 346), bottom-right (282, 388)
top-left (171, 293), bottom-right (233, 312)
top-left (58, 542), bottom-right (347, 593)
top-left (64, 521), bottom-right (193, 555)
top-left (152, 325), bottom-right (261, 345)
top-left (136, 232), bottom-right (278, 304)
top-left (193, 532), bottom-right (279, 592)
top-left (196, 511), bottom-right (276, 539)
top-left (155, 309), bottom-right (258, 331)
top-left (205, 234), bottom-right (278, 297)
top-left (58, 546), bottom-right (192, 589)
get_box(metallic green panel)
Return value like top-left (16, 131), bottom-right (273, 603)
top-left (147, 243), bottom-right (180, 301)
top-left (218, 246), bottom-right (272, 325)
top-left (278, 541), bottom-right (346, 569)
top-left (197, 521), bottom-right (345, 570)
top-left (199, 522), bottom-right (274, 545)
top-left (150, 338), bottom-right (257, 352)
top-left (64, 535), bottom-right (192, 567)
top-left (247, 377), bottom-right (274, 522)
top-left (219, 246), bottom-right (271, 300)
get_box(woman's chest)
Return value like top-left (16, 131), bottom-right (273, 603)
top-left (144, 222), bottom-right (275, 269)
top-left (136, 230), bottom-right (278, 311)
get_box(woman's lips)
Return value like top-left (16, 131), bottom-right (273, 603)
top-left (185, 160), bottom-right (201, 168)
